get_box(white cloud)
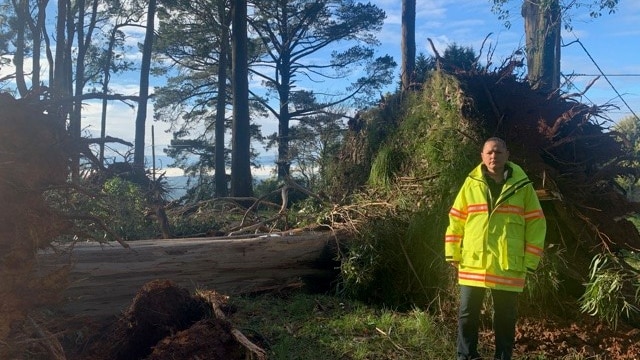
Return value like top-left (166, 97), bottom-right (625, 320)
top-left (2, 0), bottom-right (639, 164)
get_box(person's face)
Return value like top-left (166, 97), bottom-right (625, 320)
top-left (481, 140), bottom-right (509, 174)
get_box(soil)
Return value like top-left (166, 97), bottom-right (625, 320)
top-left (2, 277), bottom-right (637, 360)
top-left (67, 281), bottom-right (640, 360)
top-left (60, 280), bottom-right (252, 360)
top-left (54, 282), bottom-right (640, 360)
top-left (513, 316), bottom-right (640, 359)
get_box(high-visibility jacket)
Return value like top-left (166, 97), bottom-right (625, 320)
top-left (445, 162), bottom-right (546, 292)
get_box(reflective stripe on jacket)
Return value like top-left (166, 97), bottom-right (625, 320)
top-left (444, 162), bottom-right (546, 292)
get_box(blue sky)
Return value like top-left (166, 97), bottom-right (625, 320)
top-left (376, 0), bottom-right (640, 122)
top-left (2, 1), bottom-right (638, 175)
top-left (114, 0), bottom-right (640, 176)
top-left (181, 0), bottom-right (640, 173)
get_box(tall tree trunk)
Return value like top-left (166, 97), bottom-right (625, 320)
top-left (53, 0), bottom-right (67, 94)
top-left (30, 0), bottom-right (47, 89)
top-left (53, 0), bottom-right (78, 179)
top-left (522, 0), bottom-right (561, 93)
top-left (134, 0), bottom-right (157, 170)
top-left (100, 26), bottom-right (119, 164)
top-left (13, 0), bottom-right (28, 96)
top-left (276, 69), bottom-right (291, 179)
top-left (214, 0), bottom-right (229, 198)
top-left (69, 0), bottom-right (98, 180)
top-left (70, 0), bottom-right (86, 182)
top-left (43, 11), bottom-right (55, 88)
top-left (276, 2), bottom-right (291, 179)
top-left (401, 0), bottom-right (416, 93)
top-left (230, 0), bottom-right (253, 197)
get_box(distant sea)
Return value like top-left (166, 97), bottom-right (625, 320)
top-left (153, 154), bottom-right (277, 200)
top-left (164, 172), bottom-right (274, 200)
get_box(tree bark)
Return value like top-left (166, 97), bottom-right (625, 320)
top-left (100, 26), bottom-right (119, 164)
top-left (134, 0), bottom-right (156, 170)
top-left (52, 0), bottom-right (78, 179)
top-left (522, 0), bottom-right (561, 93)
top-left (401, 0), bottom-right (416, 93)
top-left (28, 0), bottom-right (47, 90)
top-left (13, 0), bottom-right (28, 97)
top-left (276, 63), bottom-right (291, 179)
top-left (215, 0), bottom-right (230, 197)
top-left (230, 0), bottom-right (253, 197)
top-left (69, 0), bottom-right (85, 182)
top-left (39, 233), bottom-right (335, 317)
top-left (275, 2), bottom-right (292, 179)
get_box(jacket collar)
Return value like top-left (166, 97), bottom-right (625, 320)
top-left (470, 161), bottom-right (529, 184)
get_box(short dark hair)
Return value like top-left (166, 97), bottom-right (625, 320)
top-left (484, 137), bottom-right (507, 150)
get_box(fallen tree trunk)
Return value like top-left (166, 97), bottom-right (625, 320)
top-left (37, 232), bottom-right (338, 318)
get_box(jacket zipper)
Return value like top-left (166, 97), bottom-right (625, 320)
top-left (494, 178), bottom-right (532, 212)
top-left (470, 176), bottom-right (532, 215)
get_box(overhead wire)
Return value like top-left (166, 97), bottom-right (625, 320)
top-left (564, 31), bottom-right (640, 121)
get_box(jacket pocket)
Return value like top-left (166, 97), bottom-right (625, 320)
top-left (461, 249), bottom-right (484, 268)
top-left (499, 236), bottom-right (525, 271)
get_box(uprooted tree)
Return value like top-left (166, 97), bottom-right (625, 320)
top-left (0, 92), bottom-right (157, 357)
top-left (0, 93), bottom-right (73, 353)
top-left (327, 65), bottom-right (640, 326)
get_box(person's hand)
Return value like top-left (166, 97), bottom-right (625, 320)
top-left (450, 261), bottom-right (459, 268)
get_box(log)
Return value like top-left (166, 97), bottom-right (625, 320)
top-left (36, 232), bottom-right (336, 318)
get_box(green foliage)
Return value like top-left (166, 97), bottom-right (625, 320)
top-left (365, 97), bottom-right (404, 153)
top-left (97, 177), bottom-right (158, 240)
top-left (280, 106), bottom-right (346, 192)
top-left (253, 177), bottom-right (281, 202)
top-left (322, 93), bottom-right (407, 198)
top-left (440, 43), bottom-right (480, 72)
top-left (522, 247), bottom-right (566, 313)
top-left (621, 249), bottom-right (640, 271)
top-left (337, 71), bottom-right (483, 309)
top-left (368, 145), bottom-right (404, 188)
top-left (613, 115), bottom-right (640, 202)
top-left (43, 175), bottom-right (159, 243)
top-left (180, 175), bottom-right (217, 202)
top-left (254, 177), bottom-right (309, 208)
top-left (252, 176), bottom-right (331, 229)
top-left (412, 43), bottom-right (481, 88)
top-left (167, 200), bottom-right (221, 238)
top-left (402, 71), bottom-right (481, 179)
top-left (338, 207), bottom-right (455, 311)
top-left (579, 254), bottom-right (640, 329)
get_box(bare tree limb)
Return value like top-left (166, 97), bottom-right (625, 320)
top-left (199, 290), bottom-right (267, 360)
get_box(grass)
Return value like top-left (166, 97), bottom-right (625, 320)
top-left (230, 291), bottom-right (455, 359)
top-left (229, 290), bottom-right (605, 360)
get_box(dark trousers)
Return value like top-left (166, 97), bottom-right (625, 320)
top-left (457, 285), bottom-right (518, 360)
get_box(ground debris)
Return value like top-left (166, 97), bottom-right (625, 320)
top-left (476, 313), bottom-right (640, 359)
top-left (77, 279), bottom-right (264, 360)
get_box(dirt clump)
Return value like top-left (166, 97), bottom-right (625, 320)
top-left (79, 279), bottom-right (261, 360)
top-left (146, 318), bottom-right (246, 359)
top-left (103, 279), bottom-right (208, 359)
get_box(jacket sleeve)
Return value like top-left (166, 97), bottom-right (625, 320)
top-left (523, 184), bottom-right (546, 270)
top-left (444, 181), bottom-right (468, 263)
